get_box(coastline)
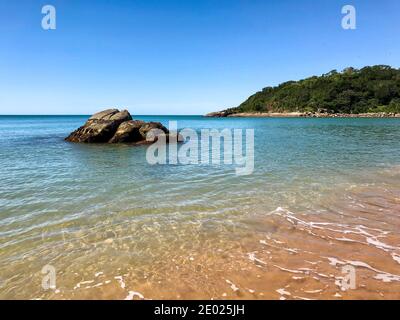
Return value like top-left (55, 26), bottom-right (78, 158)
top-left (205, 111), bottom-right (400, 118)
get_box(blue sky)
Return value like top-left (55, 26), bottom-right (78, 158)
top-left (0, 0), bottom-right (399, 115)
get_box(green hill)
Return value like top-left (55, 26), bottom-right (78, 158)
top-left (225, 65), bottom-right (400, 115)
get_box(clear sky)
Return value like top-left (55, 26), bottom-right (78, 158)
top-left (0, 0), bottom-right (399, 115)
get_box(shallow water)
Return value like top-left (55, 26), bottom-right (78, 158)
top-left (0, 115), bottom-right (400, 299)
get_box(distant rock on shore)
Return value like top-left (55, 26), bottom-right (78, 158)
top-left (204, 111), bottom-right (231, 118)
top-left (205, 111), bottom-right (400, 118)
top-left (65, 109), bottom-right (172, 144)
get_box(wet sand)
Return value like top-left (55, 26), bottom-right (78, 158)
top-left (3, 176), bottom-right (399, 300)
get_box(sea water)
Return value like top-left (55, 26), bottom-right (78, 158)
top-left (1, 115), bottom-right (400, 299)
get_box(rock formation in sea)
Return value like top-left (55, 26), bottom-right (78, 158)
top-left (65, 109), bottom-right (173, 144)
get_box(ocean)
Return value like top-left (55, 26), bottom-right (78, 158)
top-left (1, 115), bottom-right (400, 299)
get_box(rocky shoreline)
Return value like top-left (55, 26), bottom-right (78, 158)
top-left (65, 109), bottom-right (175, 144)
top-left (205, 111), bottom-right (400, 118)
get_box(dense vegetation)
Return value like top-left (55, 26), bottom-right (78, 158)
top-left (226, 66), bottom-right (400, 114)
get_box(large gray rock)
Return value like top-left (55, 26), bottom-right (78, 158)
top-left (88, 109), bottom-right (119, 121)
top-left (88, 109), bottom-right (132, 122)
top-left (109, 110), bottom-right (132, 122)
top-left (65, 121), bottom-right (117, 143)
top-left (109, 120), bottom-right (145, 143)
top-left (65, 108), bottom-right (132, 143)
top-left (139, 122), bottom-right (169, 141)
top-left (65, 109), bottom-right (173, 144)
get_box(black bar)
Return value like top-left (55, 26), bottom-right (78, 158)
top-left (1, 300), bottom-right (399, 319)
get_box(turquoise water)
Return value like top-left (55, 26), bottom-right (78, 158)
top-left (1, 115), bottom-right (400, 299)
